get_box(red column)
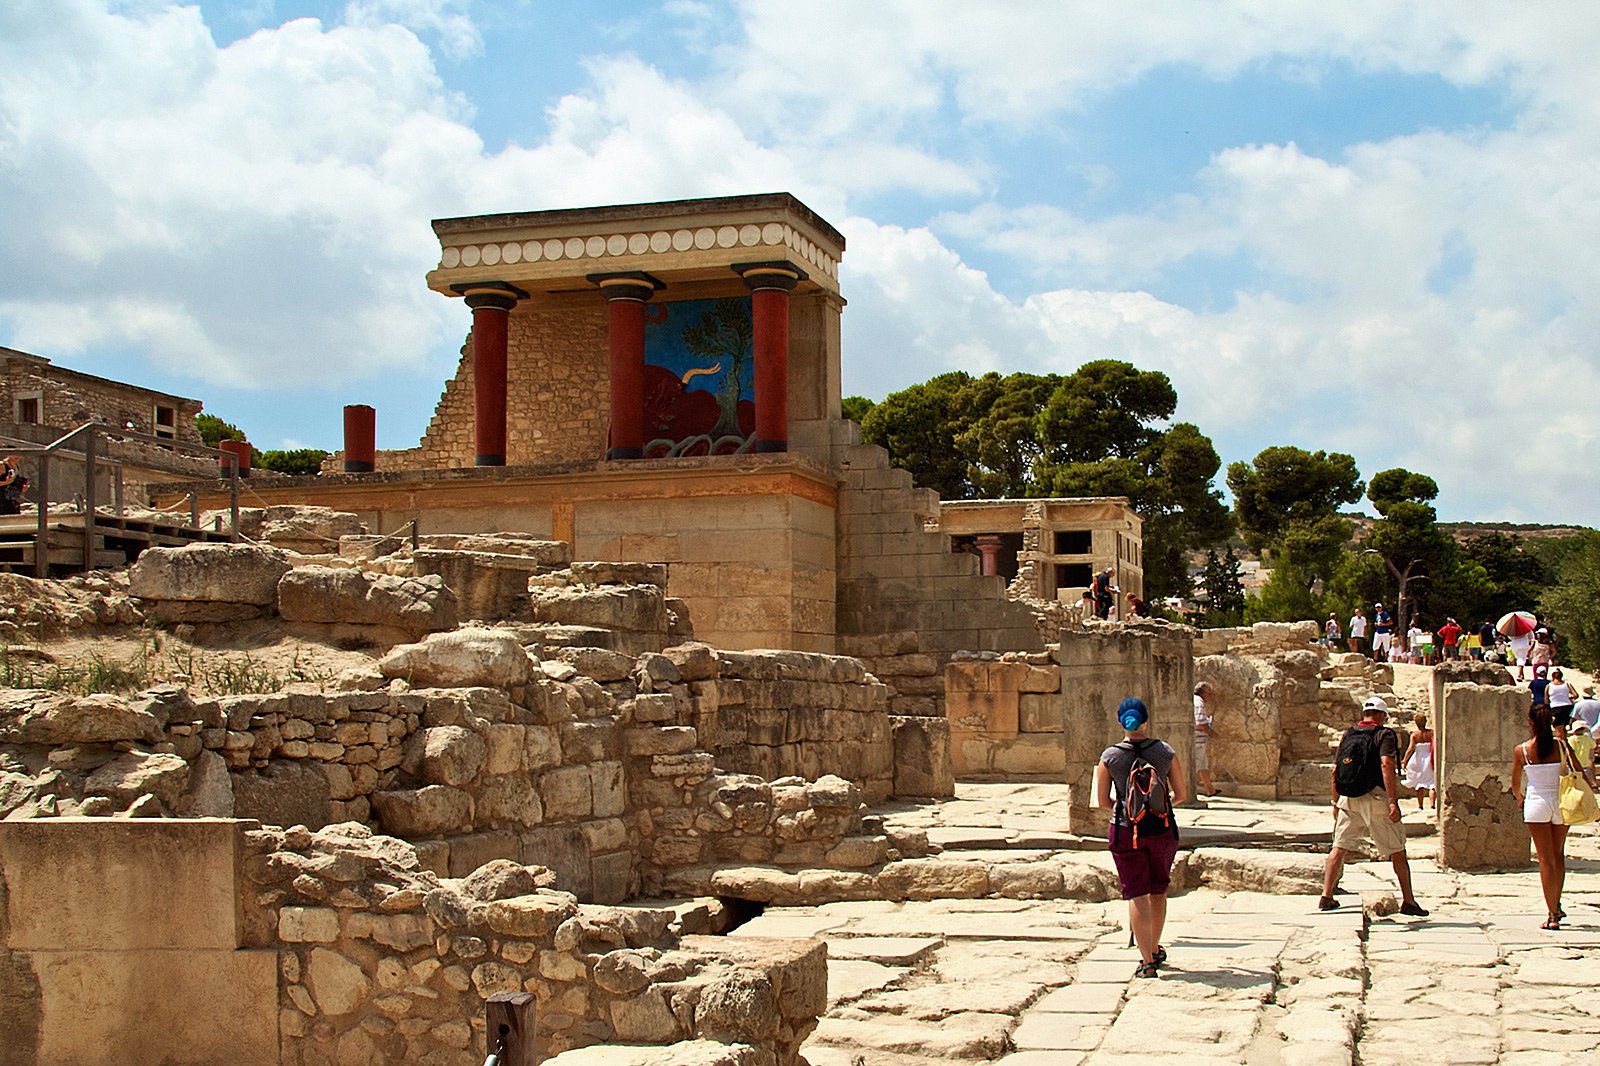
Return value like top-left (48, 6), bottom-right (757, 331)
top-left (451, 282), bottom-right (526, 467)
top-left (343, 404), bottom-right (375, 473)
top-left (589, 273), bottom-right (663, 460)
top-left (218, 439), bottom-right (251, 478)
top-left (735, 262), bottom-right (805, 453)
top-left (975, 534), bottom-right (1004, 577)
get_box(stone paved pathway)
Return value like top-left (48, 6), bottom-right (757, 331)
top-left (730, 790), bottom-right (1600, 1065)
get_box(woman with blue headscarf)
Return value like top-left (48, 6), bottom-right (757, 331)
top-left (1095, 696), bottom-right (1187, 979)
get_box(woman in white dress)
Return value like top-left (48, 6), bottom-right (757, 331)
top-left (1402, 713), bottom-right (1435, 810)
top-left (1512, 704), bottom-right (1593, 930)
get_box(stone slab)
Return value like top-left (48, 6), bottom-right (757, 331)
top-left (0, 818), bottom-right (242, 951)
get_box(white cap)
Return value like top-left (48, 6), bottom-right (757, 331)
top-left (1363, 696), bottom-right (1390, 714)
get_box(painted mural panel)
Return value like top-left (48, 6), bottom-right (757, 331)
top-left (642, 296), bottom-right (754, 457)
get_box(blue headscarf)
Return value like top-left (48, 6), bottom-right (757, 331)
top-left (1117, 697), bottom-right (1148, 731)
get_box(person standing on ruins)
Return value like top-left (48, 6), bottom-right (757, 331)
top-left (1437, 617), bottom-right (1462, 661)
top-left (1371, 603), bottom-right (1395, 662)
top-left (1319, 696), bottom-right (1428, 916)
top-left (1347, 607), bottom-right (1367, 655)
top-left (0, 455), bottom-right (27, 515)
top-left (1096, 697), bottom-right (1187, 979)
top-left (1193, 682), bottom-right (1220, 797)
top-left (1324, 614), bottom-right (1341, 648)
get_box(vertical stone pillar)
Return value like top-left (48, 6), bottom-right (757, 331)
top-left (735, 262), bottom-right (807, 453)
top-left (588, 272), bottom-right (663, 460)
top-left (1054, 627), bottom-right (1196, 833)
top-left (1437, 681), bottom-right (1531, 870)
top-left (975, 534), bottom-right (1004, 577)
top-left (450, 282), bottom-right (527, 467)
top-left (342, 404), bottom-right (375, 472)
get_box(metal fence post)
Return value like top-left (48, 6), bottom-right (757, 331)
top-left (484, 991), bottom-right (536, 1066)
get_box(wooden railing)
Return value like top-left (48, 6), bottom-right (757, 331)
top-left (8, 422), bottom-right (241, 576)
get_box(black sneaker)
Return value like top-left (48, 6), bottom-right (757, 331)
top-left (1399, 901), bottom-right (1429, 917)
top-left (1153, 945), bottom-right (1168, 966)
top-left (1134, 961), bottom-right (1160, 979)
top-left (1318, 896), bottom-right (1339, 911)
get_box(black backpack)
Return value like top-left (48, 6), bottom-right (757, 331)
top-left (1333, 724), bottom-right (1386, 797)
top-left (1117, 739), bottom-right (1172, 844)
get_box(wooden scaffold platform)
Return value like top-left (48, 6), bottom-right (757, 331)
top-left (0, 512), bottom-right (233, 577)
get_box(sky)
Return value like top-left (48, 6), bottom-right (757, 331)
top-left (2, 1), bottom-right (1598, 525)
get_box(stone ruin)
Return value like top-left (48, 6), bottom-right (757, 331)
top-left (0, 523), bottom-right (1531, 1065)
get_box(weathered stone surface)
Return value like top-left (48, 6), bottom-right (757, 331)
top-left (4, 692), bottom-right (161, 746)
top-left (232, 759), bottom-right (333, 830)
top-left (542, 1040), bottom-right (759, 1065)
top-left (461, 859), bottom-right (556, 901)
top-left (484, 893), bottom-right (578, 937)
top-left (890, 715), bottom-right (955, 798)
top-left (277, 565), bottom-right (458, 635)
top-left (84, 751), bottom-right (190, 807)
top-left (378, 628), bottom-right (534, 688)
top-left (185, 750), bottom-right (235, 818)
top-left (420, 725), bottom-right (487, 786)
top-left (370, 785), bottom-right (473, 837)
top-left (305, 947), bottom-right (369, 1016)
top-left (129, 543), bottom-right (292, 605)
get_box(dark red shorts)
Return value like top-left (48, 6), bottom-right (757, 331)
top-left (1108, 823), bottom-right (1180, 899)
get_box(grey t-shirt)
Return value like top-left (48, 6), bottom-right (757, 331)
top-left (1100, 738), bottom-right (1176, 827)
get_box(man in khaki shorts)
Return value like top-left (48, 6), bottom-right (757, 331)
top-left (1320, 696), bottom-right (1428, 916)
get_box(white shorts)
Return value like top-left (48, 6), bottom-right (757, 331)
top-left (1372, 632), bottom-right (1393, 652)
top-left (1524, 789), bottom-right (1563, 825)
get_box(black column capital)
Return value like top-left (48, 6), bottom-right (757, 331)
top-left (732, 261), bottom-right (807, 292)
top-left (587, 271), bottom-right (665, 303)
top-left (452, 280), bottom-right (529, 312)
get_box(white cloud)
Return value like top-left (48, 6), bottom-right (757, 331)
top-left (341, 0), bottom-right (482, 60)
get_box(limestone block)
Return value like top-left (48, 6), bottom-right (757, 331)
top-left (185, 750), bottom-right (235, 817)
top-left (0, 819), bottom-right (245, 951)
top-left (531, 584), bottom-right (667, 637)
top-left (279, 905), bottom-right (340, 943)
top-left (232, 759), bottom-right (333, 830)
top-left (277, 565), bottom-right (458, 635)
top-left (876, 858), bottom-right (990, 900)
top-left (541, 766), bottom-right (594, 822)
top-left (890, 715), bottom-right (955, 798)
top-left (371, 785), bottom-right (474, 837)
top-left (83, 751), bottom-right (191, 808)
top-left (1018, 693), bottom-right (1063, 733)
top-left (20, 946), bottom-right (276, 1066)
top-left (379, 627), bottom-right (535, 688)
top-left (664, 641), bottom-right (721, 681)
top-left (990, 735), bottom-right (1067, 776)
top-left (306, 946), bottom-right (370, 1015)
top-left (485, 893), bottom-right (579, 937)
top-left (478, 773), bottom-right (543, 827)
top-left (129, 543), bottom-right (292, 605)
top-left (1438, 682), bottom-right (1532, 870)
top-left (421, 725), bottom-right (487, 786)
top-left (559, 646), bottom-right (639, 682)
top-left (3, 691), bottom-right (161, 746)
top-left (442, 829), bottom-right (519, 877)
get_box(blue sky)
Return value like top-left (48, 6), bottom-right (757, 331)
top-left (3, 1), bottom-right (1597, 525)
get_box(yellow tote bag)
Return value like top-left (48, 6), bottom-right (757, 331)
top-left (1558, 742), bottom-right (1599, 826)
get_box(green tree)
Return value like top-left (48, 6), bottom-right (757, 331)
top-left (1456, 533), bottom-right (1548, 622)
top-left (258, 449), bottom-right (330, 475)
top-left (1199, 546), bottom-right (1246, 626)
top-left (841, 396), bottom-right (875, 423)
top-left (1539, 531), bottom-right (1600, 671)
top-left (1226, 446), bottom-right (1364, 597)
top-left (196, 413), bottom-right (246, 447)
top-left (1365, 468), bottom-right (1455, 640)
top-left (862, 362), bottom-right (1231, 599)
top-left (859, 371), bottom-right (979, 499)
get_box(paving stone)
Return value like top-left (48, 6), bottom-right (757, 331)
top-left (1010, 1011), bottom-right (1112, 1051)
top-left (824, 935), bottom-right (941, 965)
top-left (826, 960), bottom-right (905, 1006)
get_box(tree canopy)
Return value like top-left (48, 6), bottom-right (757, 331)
top-left (857, 361), bottom-right (1230, 597)
top-left (195, 413), bottom-right (327, 475)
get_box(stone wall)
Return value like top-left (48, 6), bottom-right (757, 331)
top-left (0, 818), bottom-right (827, 1066)
top-left (943, 653), bottom-right (1063, 778)
top-left (0, 629), bottom-right (900, 903)
top-left (1437, 682), bottom-right (1531, 871)
top-left (1192, 620), bottom-right (1321, 658)
top-left (0, 350), bottom-right (203, 446)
